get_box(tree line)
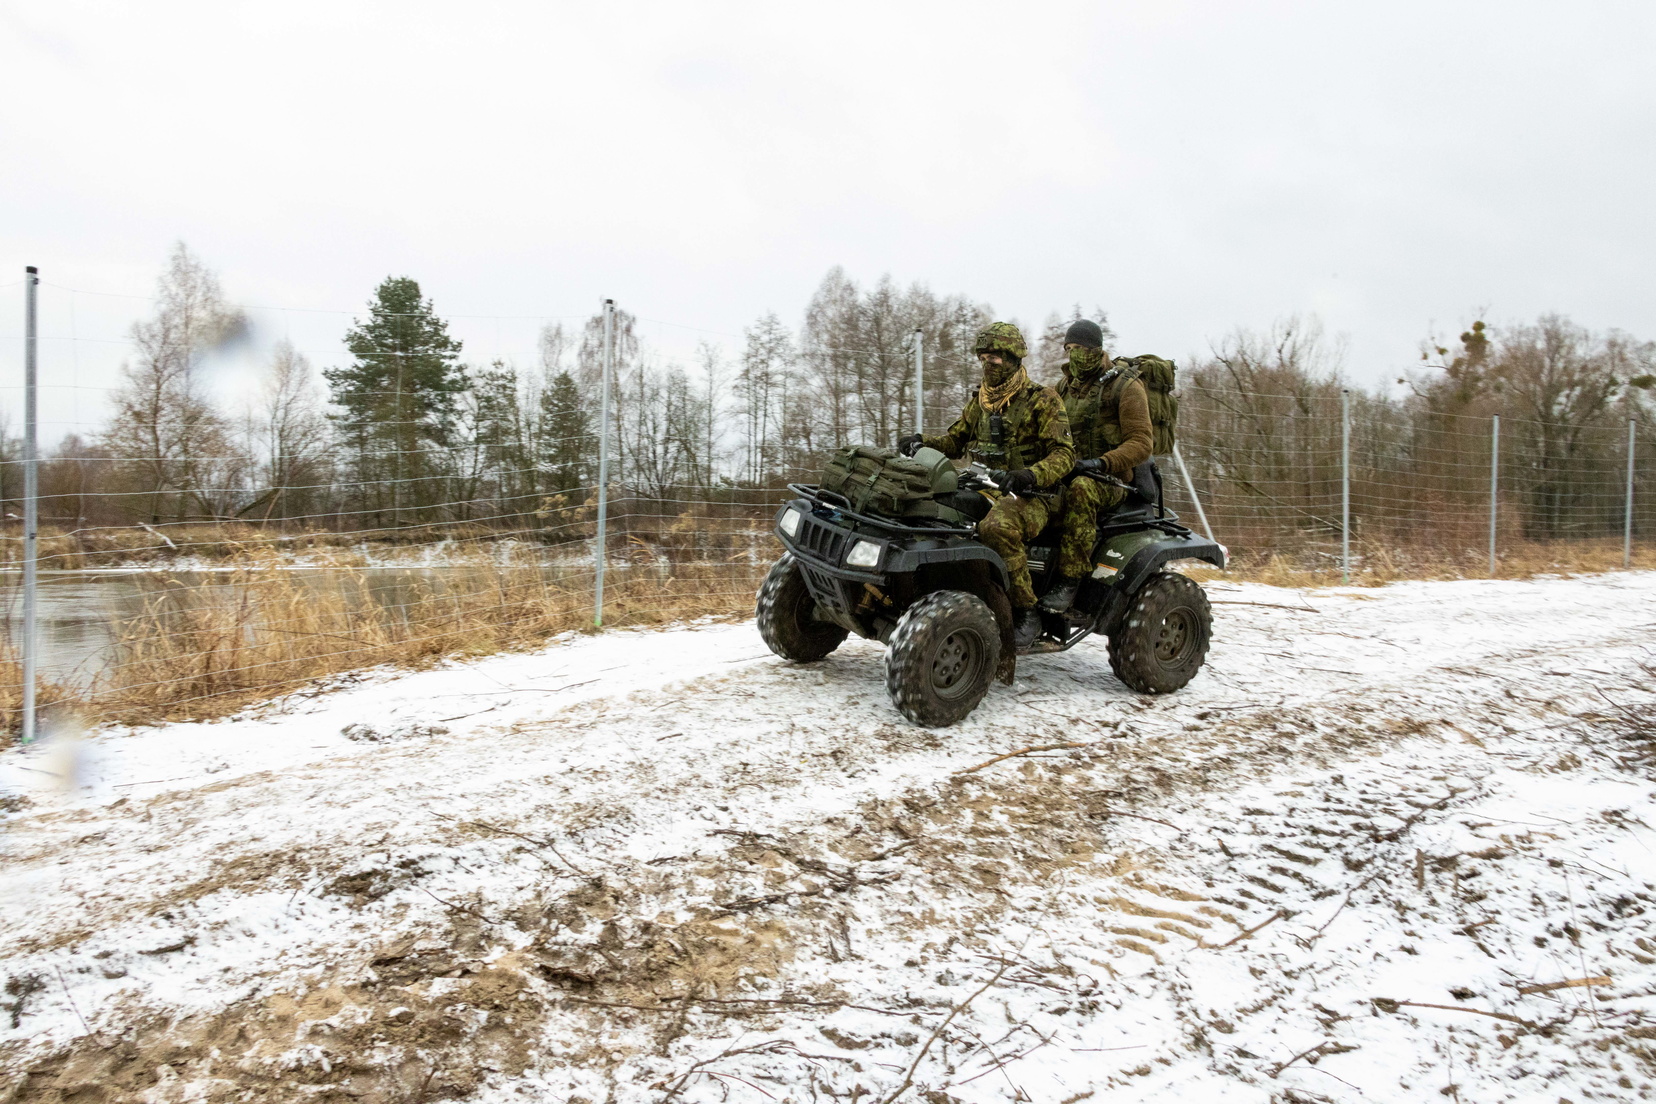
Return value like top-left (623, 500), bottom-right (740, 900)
top-left (3, 244), bottom-right (1652, 548)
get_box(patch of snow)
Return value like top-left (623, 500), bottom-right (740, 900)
top-left (2, 571), bottom-right (1654, 1101)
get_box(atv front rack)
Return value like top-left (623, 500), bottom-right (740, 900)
top-left (785, 483), bottom-right (978, 539)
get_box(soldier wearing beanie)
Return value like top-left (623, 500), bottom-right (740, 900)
top-left (1038, 318), bottom-right (1155, 614)
top-left (897, 322), bottom-right (1073, 650)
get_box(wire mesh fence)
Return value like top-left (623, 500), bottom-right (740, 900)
top-left (2, 273), bottom-right (1651, 737)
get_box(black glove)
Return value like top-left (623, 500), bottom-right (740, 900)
top-left (1073, 457), bottom-right (1104, 476)
top-left (1005, 468), bottom-right (1038, 496)
top-left (897, 433), bottom-right (924, 457)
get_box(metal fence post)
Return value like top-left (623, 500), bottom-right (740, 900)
top-left (593, 298), bottom-right (614, 628)
top-left (1489, 414), bottom-right (1500, 576)
top-left (1170, 444), bottom-right (1213, 541)
top-left (1626, 419), bottom-right (1637, 569)
top-left (913, 328), bottom-right (924, 435)
top-left (21, 267), bottom-right (38, 744)
top-left (1340, 388), bottom-right (1351, 584)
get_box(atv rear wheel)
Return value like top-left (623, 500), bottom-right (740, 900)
top-left (1107, 571), bottom-right (1212, 693)
top-left (885, 590), bottom-right (1001, 727)
top-left (756, 553), bottom-right (848, 662)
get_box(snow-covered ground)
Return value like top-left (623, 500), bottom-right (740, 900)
top-left (2, 573), bottom-right (1654, 1102)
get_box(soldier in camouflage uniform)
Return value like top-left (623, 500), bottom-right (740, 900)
top-left (1038, 318), bottom-right (1155, 613)
top-left (898, 322), bottom-right (1074, 649)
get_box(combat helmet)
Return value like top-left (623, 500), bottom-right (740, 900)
top-left (973, 321), bottom-right (1027, 363)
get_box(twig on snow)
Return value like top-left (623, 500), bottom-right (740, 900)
top-left (654, 1039), bottom-right (801, 1101)
top-left (1088, 807), bottom-right (1183, 832)
top-left (955, 1030), bottom-right (1054, 1087)
top-left (1518, 975), bottom-right (1612, 997)
top-left (432, 811), bottom-right (593, 875)
top-left (1268, 1039), bottom-right (1356, 1078)
top-left (704, 1071), bottom-right (776, 1098)
top-left (563, 994), bottom-right (921, 1018)
top-left (1374, 998), bottom-right (1538, 1031)
top-left (436, 705), bottom-right (500, 723)
top-left (417, 885), bottom-right (497, 925)
top-left (53, 967), bottom-right (107, 1049)
top-left (877, 956), bottom-right (1016, 1104)
top-left (704, 870), bottom-right (898, 919)
top-left (1306, 872), bottom-right (1385, 946)
top-left (1220, 909), bottom-right (1287, 948)
top-left (955, 742), bottom-right (1090, 775)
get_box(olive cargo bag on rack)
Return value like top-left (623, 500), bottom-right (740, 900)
top-left (819, 445), bottom-right (936, 516)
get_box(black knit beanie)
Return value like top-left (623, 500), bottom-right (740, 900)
top-left (1064, 319), bottom-right (1104, 348)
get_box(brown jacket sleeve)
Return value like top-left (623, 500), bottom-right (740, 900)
top-left (1102, 379), bottom-right (1153, 476)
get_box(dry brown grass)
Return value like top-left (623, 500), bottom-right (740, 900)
top-left (1185, 536), bottom-right (1656, 588)
top-left (0, 549), bottom-right (768, 742)
top-left (3, 529), bottom-right (1651, 742)
top-left (0, 521), bottom-right (589, 570)
top-left (0, 647), bottom-right (85, 745)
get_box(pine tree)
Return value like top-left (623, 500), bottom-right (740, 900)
top-left (324, 277), bottom-right (464, 525)
top-left (537, 371), bottom-right (592, 494)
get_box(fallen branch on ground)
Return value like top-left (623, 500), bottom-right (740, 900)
top-left (1088, 806), bottom-right (1183, 831)
top-left (1374, 998), bottom-right (1538, 1030)
top-left (956, 742), bottom-right (1091, 775)
top-left (418, 886), bottom-right (497, 925)
top-left (1220, 909), bottom-right (1286, 948)
top-left (1518, 976), bottom-right (1612, 996)
top-left (1305, 871), bottom-right (1386, 946)
top-left (877, 956), bottom-right (1016, 1104)
top-left (1268, 1039), bottom-right (1357, 1078)
top-left (561, 994), bottom-right (922, 1018)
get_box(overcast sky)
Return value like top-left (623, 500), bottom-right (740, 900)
top-left (3, 0), bottom-right (1654, 434)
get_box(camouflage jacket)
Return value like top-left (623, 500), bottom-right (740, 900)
top-left (922, 381), bottom-right (1075, 487)
top-left (1057, 360), bottom-right (1153, 477)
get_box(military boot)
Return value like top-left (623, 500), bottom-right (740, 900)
top-left (1039, 575), bottom-right (1084, 614)
top-left (1013, 607), bottom-right (1043, 651)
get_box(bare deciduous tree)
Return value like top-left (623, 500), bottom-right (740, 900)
top-left (102, 242), bottom-right (247, 522)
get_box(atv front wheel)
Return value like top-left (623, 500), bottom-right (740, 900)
top-left (756, 554), bottom-right (848, 662)
top-left (1107, 571), bottom-right (1212, 693)
top-left (885, 590), bottom-right (1001, 726)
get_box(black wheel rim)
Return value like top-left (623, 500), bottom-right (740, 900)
top-left (1153, 607), bottom-right (1198, 665)
top-left (931, 628), bottom-right (986, 700)
top-left (793, 586), bottom-right (831, 639)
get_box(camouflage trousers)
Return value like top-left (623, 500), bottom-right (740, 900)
top-left (1055, 475), bottom-right (1127, 578)
top-left (976, 494), bottom-right (1052, 609)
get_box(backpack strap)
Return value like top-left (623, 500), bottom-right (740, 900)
top-left (857, 466), bottom-right (881, 512)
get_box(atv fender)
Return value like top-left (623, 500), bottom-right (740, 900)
top-left (886, 543), bottom-right (1010, 594)
top-left (1096, 535), bottom-right (1226, 636)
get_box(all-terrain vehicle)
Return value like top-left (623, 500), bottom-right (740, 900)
top-left (756, 447), bottom-right (1227, 726)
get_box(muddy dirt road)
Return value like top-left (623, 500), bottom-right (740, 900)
top-left (3, 574), bottom-right (1655, 1102)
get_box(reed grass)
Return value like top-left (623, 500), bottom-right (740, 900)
top-left (1187, 536), bottom-right (1656, 588)
top-left (0, 522), bottom-right (594, 571)
top-left (0, 548), bottom-right (769, 742)
top-left (1, 531), bottom-right (1651, 744)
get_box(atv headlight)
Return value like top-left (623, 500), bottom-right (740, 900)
top-left (845, 539), bottom-right (882, 568)
top-left (779, 508), bottom-right (802, 538)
